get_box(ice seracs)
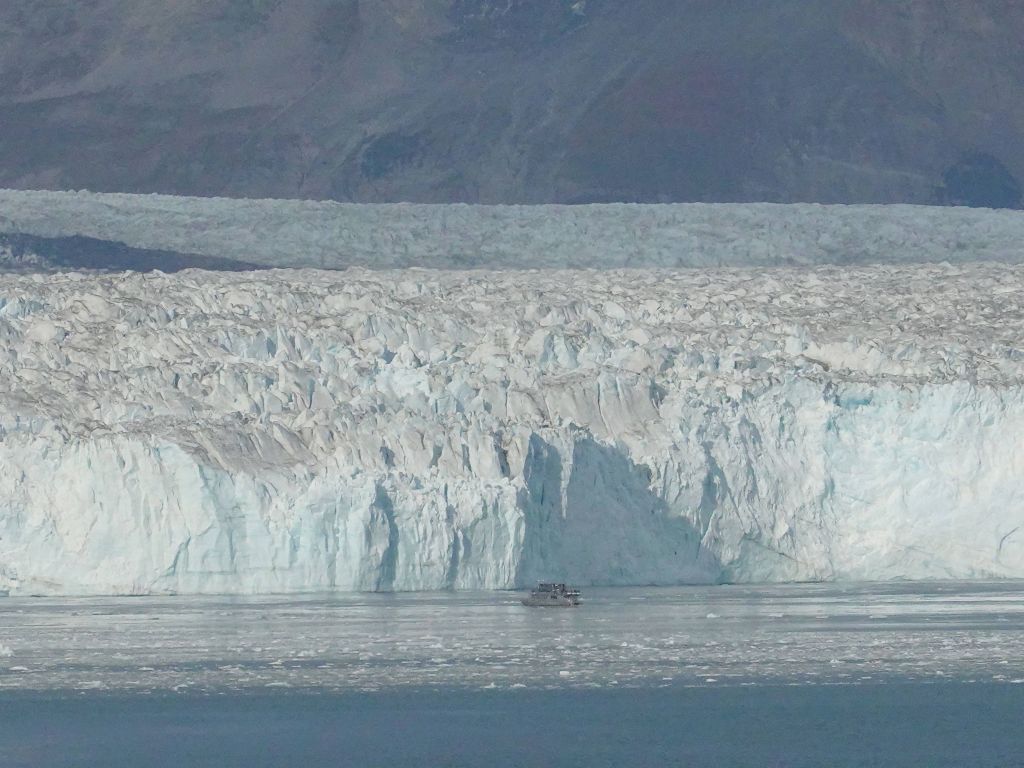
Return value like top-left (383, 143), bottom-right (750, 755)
top-left (1, 261), bottom-right (1024, 595)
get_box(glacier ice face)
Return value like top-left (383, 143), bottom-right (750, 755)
top-left (2, 189), bottom-right (1024, 270)
top-left (1, 264), bottom-right (1023, 595)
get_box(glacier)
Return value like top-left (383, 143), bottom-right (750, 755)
top-left (3, 189), bottom-right (1024, 270)
top-left (1, 262), bottom-right (1023, 595)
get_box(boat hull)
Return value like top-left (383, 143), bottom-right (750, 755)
top-left (521, 596), bottom-right (580, 607)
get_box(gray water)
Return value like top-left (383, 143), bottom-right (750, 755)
top-left (2, 582), bottom-right (1023, 766)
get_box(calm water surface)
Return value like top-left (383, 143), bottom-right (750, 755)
top-left (1, 581), bottom-right (1023, 766)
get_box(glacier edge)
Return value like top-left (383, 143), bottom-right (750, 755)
top-left (1, 265), bottom-right (1023, 594)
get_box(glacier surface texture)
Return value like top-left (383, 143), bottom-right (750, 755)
top-left (1, 262), bottom-right (1023, 595)
top-left (4, 189), bottom-right (1024, 270)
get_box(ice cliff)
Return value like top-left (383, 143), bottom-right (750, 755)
top-left (1, 264), bottom-right (1023, 595)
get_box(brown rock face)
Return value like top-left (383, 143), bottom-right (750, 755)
top-left (0, 0), bottom-right (1021, 205)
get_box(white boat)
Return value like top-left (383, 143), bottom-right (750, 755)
top-left (521, 582), bottom-right (581, 607)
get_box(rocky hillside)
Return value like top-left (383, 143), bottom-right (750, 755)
top-left (1, 0), bottom-right (1022, 205)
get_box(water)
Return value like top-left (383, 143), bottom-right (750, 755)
top-left (2, 581), bottom-right (1024, 766)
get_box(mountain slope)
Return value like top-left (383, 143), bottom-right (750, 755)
top-left (0, 0), bottom-right (1022, 205)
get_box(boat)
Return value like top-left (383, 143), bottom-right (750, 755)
top-left (521, 582), bottom-right (581, 607)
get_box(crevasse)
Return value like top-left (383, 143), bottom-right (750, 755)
top-left (1, 264), bottom-right (1022, 595)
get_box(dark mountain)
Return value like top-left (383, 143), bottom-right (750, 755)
top-left (1, 0), bottom-right (1022, 206)
top-left (0, 232), bottom-right (264, 273)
